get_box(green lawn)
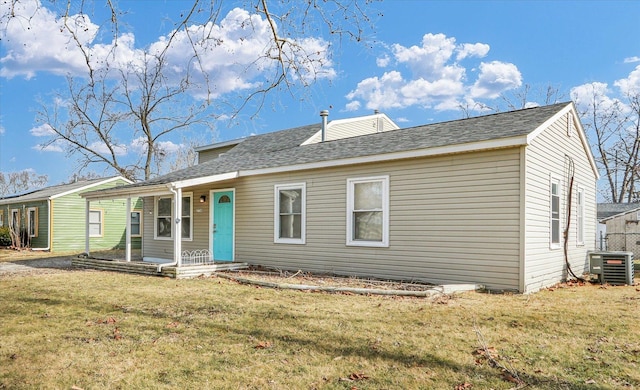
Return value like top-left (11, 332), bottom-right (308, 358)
top-left (1, 270), bottom-right (639, 389)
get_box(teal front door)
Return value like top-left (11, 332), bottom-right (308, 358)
top-left (212, 190), bottom-right (234, 261)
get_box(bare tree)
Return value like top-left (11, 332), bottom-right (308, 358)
top-left (573, 86), bottom-right (640, 203)
top-left (0, 170), bottom-right (48, 197)
top-left (2, 0), bottom-right (377, 181)
top-left (457, 83), bottom-right (566, 119)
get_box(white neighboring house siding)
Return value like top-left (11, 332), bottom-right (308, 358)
top-left (523, 110), bottom-right (597, 292)
top-left (233, 148), bottom-right (522, 291)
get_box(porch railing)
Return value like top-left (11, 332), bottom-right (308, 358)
top-left (181, 249), bottom-right (214, 265)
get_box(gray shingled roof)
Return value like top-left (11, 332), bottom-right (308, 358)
top-left (597, 202), bottom-right (640, 221)
top-left (0, 176), bottom-right (123, 204)
top-left (119, 102), bottom-right (571, 190)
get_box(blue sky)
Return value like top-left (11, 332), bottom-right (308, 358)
top-left (1, 0), bottom-right (639, 186)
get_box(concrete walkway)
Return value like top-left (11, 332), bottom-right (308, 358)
top-left (0, 256), bottom-right (73, 276)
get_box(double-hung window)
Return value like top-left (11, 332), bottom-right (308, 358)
top-left (155, 194), bottom-right (193, 240)
top-left (0, 210), bottom-right (4, 227)
top-left (576, 188), bottom-right (584, 245)
top-left (27, 207), bottom-right (38, 237)
top-left (130, 211), bottom-right (142, 237)
top-left (550, 177), bottom-right (561, 248)
top-left (274, 183), bottom-right (306, 244)
top-left (347, 176), bottom-right (389, 247)
top-left (89, 210), bottom-right (103, 237)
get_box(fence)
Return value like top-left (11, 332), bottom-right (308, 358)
top-left (603, 233), bottom-right (640, 255)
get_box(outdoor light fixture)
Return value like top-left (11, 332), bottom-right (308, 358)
top-left (200, 195), bottom-right (207, 203)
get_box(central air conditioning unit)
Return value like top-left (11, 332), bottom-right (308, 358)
top-left (588, 251), bottom-right (635, 286)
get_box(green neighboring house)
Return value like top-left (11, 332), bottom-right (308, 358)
top-left (0, 176), bottom-right (142, 252)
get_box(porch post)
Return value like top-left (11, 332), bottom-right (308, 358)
top-left (125, 197), bottom-right (131, 262)
top-left (174, 188), bottom-right (182, 267)
top-left (84, 199), bottom-right (90, 255)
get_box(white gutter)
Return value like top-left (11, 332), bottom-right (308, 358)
top-left (31, 198), bottom-right (52, 251)
top-left (157, 185), bottom-right (182, 272)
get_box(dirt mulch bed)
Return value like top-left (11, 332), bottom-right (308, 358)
top-left (217, 266), bottom-right (446, 296)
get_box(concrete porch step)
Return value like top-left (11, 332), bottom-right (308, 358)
top-left (72, 257), bottom-right (248, 278)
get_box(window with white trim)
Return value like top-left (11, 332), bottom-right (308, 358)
top-left (347, 176), bottom-right (389, 247)
top-left (130, 211), bottom-right (142, 237)
top-left (89, 210), bottom-right (103, 237)
top-left (181, 195), bottom-right (192, 239)
top-left (27, 207), bottom-right (38, 237)
top-left (0, 210), bottom-right (4, 227)
top-left (154, 194), bottom-right (192, 240)
top-left (576, 188), bottom-right (584, 245)
top-left (274, 183), bottom-right (306, 244)
top-left (550, 178), bottom-right (561, 248)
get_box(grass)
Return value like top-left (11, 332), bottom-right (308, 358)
top-left (0, 270), bottom-right (639, 389)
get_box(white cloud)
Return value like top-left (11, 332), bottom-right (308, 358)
top-left (0, 0), bottom-right (100, 78)
top-left (130, 136), bottom-right (181, 155)
top-left (345, 100), bottom-right (361, 111)
top-left (0, 125), bottom-right (5, 135)
top-left (345, 32), bottom-right (521, 114)
top-left (88, 141), bottom-right (127, 156)
top-left (29, 123), bottom-right (56, 137)
top-left (376, 55), bottom-right (390, 67)
top-left (346, 71), bottom-right (405, 110)
top-left (456, 43), bottom-right (490, 61)
top-left (0, 2), bottom-right (334, 98)
top-left (156, 140), bottom-right (182, 154)
top-left (32, 139), bottom-right (65, 152)
top-left (469, 61), bottom-right (522, 99)
top-left (614, 64), bottom-right (640, 95)
top-left (624, 56), bottom-right (640, 64)
top-left (392, 33), bottom-right (463, 81)
top-left (570, 82), bottom-right (625, 114)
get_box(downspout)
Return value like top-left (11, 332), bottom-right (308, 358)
top-left (31, 198), bottom-right (51, 251)
top-left (158, 185), bottom-right (182, 272)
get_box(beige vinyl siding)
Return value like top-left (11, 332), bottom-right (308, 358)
top-left (198, 145), bottom-right (238, 164)
top-left (142, 191), bottom-right (214, 260)
top-left (235, 149), bottom-right (522, 290)
top-left (524, 112), bottom-right (597, 292)
top-left (144, 148), bottom-right (522, 290)
top-left (305, 115), bottom-right (399, 144)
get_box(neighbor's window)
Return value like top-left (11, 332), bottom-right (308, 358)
top-left (0, 210), bottom-right (4, 227)
top-left (550, 178), bottom-right (561, 247)
top-left (89, 210), bottom-right (103, 237)
top-left (10, 209), bottom-right (20, 231)
top-left (274, 183), bottom-right (306, 244)
top-left (577, 188), bottom-right (584, 245)
top-left (27, 207), bottom-right (38, 237)
top-left (347, 176), bottom-right (389, 247)
top-left (155, 194), bottom-right (192, 240)
top-left (130, 211), bottom-right (142, 237)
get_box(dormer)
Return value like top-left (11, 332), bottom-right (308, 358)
top-left (195, 138), bottom-right (245, 164)
top-left (301, 110), bottom-right (399, 145)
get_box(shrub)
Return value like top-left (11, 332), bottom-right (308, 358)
top-left (0, 227), bottom-right (11, 246)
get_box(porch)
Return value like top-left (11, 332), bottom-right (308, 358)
top-left (72, 249), bottom-right (248, 279)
